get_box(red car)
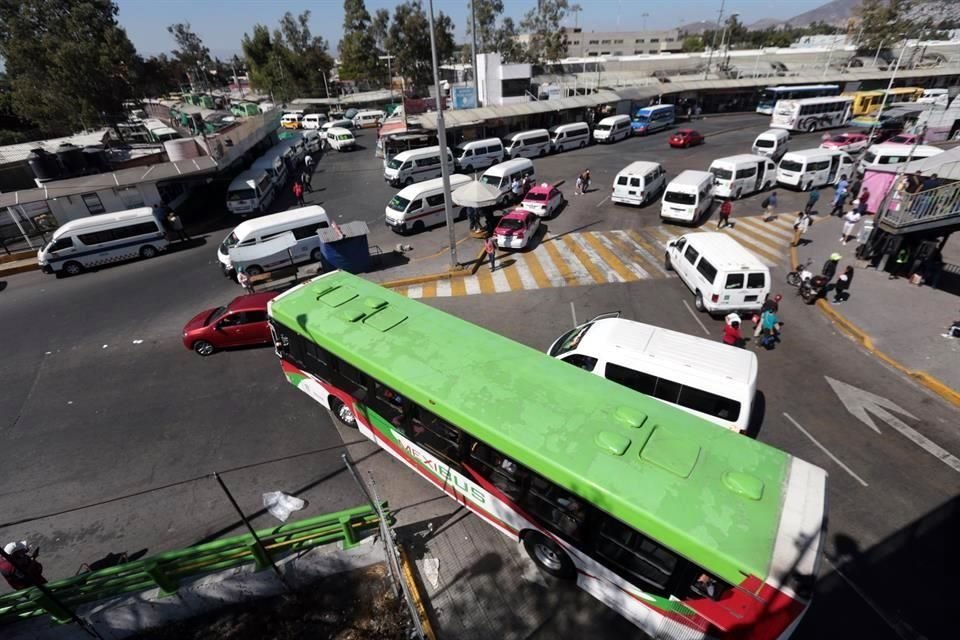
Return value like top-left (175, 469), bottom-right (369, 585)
top-left (669, 129), bottom-right (705, 148)
top-left (820, 132), bottom-right (869, 153)
top-left (182, 292), bottom-right (279, 356)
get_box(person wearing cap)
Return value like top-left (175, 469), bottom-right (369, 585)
top-left (1, 541), bottom-right (46, 590)
top-left (822, 253), bottom-right (842, 281)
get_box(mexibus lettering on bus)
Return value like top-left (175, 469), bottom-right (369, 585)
top-left (268, 271), bottom-right (828, 640)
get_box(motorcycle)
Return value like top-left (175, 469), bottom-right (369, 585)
top-left (800, 274), bottom-right (830, 304)
top-left (786, 260), bottom-right (814, 290)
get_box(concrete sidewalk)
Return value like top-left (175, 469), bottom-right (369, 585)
top-left (797, 214), bottom-right (960, 396)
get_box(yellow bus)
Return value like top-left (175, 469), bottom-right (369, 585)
top-left (845, 87), bottom-right (924, 116)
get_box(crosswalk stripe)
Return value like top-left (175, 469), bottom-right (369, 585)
top-left (552, 236), bottom-right (597, 285)
top-left (521, 251), bottom-right (553, 288)
top-left (738, 216), bottom-right (792, 243)
top-left (601, 231), bottom-right (659, 278)
top-left (565, 234), bottom-right (623, 283)
top-left (768, 215), bottom-right (798, 234)
top-left (450, 278), bottom-right (467, 296)
top-left (421, 281), bottom-right (437, 298)
top-left (717, 226), bottom-right (780, 265)
top-left (491, 265), bottom-right (511, 292)
top-left (464, 276), bottom-right (481, 295)
top-left (543, 237), bottom-right (586, 285)
top-left (585, 232), bottom-right (645, 281)
top-left (622, 230), bottom-right (670, 276)
top-left (435, 279), bottom-right (451, 297)
top-left (532, 242), bottom-right (570, 287)
top-left (514, 255), bottom-right (541, 289)
top-left (644, 225), bottom-right (677, 248)
top-left (407, 285), bottom-right (423, 298)
top-left (477, 268), bottom-right (496, 294)
top-left (501, 256), bottom-right (525, 290)
top-left (727, 219), bottom-right (788, 255)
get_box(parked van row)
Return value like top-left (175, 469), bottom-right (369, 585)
top-left (227, 134), bottom-right (311, 215)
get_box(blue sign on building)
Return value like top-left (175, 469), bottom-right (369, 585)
top-left (451, 86), bottom-right (477, 110)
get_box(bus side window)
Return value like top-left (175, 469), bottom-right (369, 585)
top-left (371, 380), bottom-right (408, 426)
top-left (520, 475), bottom-right (589, 542)
top-left (467, 441), bottom-right (526, 500)
top-left (404, 406), bottom-right (463, 470)
top-left (593, 515), bottom-right (679, 594)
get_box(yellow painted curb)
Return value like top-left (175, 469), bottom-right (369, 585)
top-left (380, 246), bottom-right (487, 289)
top-left (0, 250), bottom-right (37, 265)
top-left (398, 544), bottom-right (437, 640)
top-left (792, 241), bottom-right (960, 409)
top-left (0, 261), bottom-right (39, 276)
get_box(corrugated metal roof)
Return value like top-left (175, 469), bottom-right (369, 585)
top-left (417, 90), bottom-right (621, 129)
top-left (0, 156), bottom-right (218, 209)
top-left (0, 130), bottom-right (109, 165)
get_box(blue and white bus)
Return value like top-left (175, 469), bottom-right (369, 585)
top-left (631, 104), bottom-right (675, 135)
top-left (756, 85), bottom-right (841, 115)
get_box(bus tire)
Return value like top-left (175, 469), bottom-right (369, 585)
top-left (806, 122), bottom-right (816, 133)
top-left (329, 397), bottom-right (357, 428)
top-left (523, 531), bottom-right (576, 580)
top-left (139, 245), bottom-right (158, 259)
top-left (694, 291), bottom-right (706, 312)
top-left (63, 261), bottom-right (83, 276)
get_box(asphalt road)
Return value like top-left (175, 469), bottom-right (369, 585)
top-left (1, 114), bottom-right (957, 639)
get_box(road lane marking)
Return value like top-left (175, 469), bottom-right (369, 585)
top-left (596, 195), bottom-right (610, 207)
top-left (407, 285), bottom-right (423, 299)
top-left (420, 281), bottom-right (437, 298)
top-left (618, 230), bottom-right (669, 276)
top-left (450, 278), bottom-right (467, 296)
top-left (584, 232), bottom-right (641, 281)
top-left (435, 279), bottom-right (451, 297)
top-left (682, 300), bottom-right (711, 335)
top-left (567, 234), bottom-right (623, 283)
top-left (501, 257), bottom-right (525, 291)
top-left (593, 232), bottom-right (651, 279)
top-left (464, 277), bottom-right (481, 295)
top-left (491, 266), bottom-right (511, 292)
top-left (738, 215), bottom-right (793, 243)
top-left (522, 251), bottom-right (553, 288)
top-left (783, 412), bottom-right (869, 487)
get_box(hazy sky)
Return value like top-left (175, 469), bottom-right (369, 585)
top-left (116, 0), bottom-right (827, 58)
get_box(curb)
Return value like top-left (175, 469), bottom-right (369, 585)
top-left (380, 246), bottom-right (487, 289)
top-left (0, 250), bottom-right (37, 265)
top-left (0, 261), bottom-right (39, 277)
top-left (790, 243), bottom-right (960, 409)
top-left (398, 544), bottom-right (437, 640)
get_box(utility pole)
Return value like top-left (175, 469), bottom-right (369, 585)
top-left (470, 0), bottom-right (480, 108)
top-left (427, 0), bottom-right (459, 268)
top-left (704, 0), bottom-right (726, 80)
top-left (865, 36), bottom-right (908, 149)
top-left (379, 54), bottom-right (395, 98)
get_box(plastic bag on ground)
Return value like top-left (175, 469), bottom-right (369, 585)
top-left (262, 491), bottom-right (305, 522)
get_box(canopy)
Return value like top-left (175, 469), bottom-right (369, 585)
top-left (452, 180), bottom-right (501, 208)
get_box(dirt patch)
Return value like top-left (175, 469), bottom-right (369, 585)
top-left (135, 564), bottom-right (410, 640)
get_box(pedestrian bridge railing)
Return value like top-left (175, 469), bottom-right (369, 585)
top-left (0, 502), bottom-right (387, 625)
top-left (880, 179), bottom-right (960, 233)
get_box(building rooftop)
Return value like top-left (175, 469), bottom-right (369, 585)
top-left (0, 130), bottom-right (109, 165)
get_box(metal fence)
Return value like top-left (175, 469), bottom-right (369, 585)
top-left (881, 178), bottom-right (960, 229)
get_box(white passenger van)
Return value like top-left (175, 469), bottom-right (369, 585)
top-left (217, 205), bottom-right (331, 276)
top-left (277, 135), bottom-right (306, 166)
top-left (320, 119), bottom-right (353, 139)
top-left (226, 169), bottom-right (276, 216)
top-left (547, 315), bottom-right (758, 434)
top-left (918, 88), bottom-right (948, 106)
top-left (665, 232), bottom-right (770, 314)
top-left (592, 115), bottom-right (632, 143)
top-left (385, 174), bottom-right (473, 234)
top-left (859, 143), bottom-right (943, 173)
top-left (252, 145), bottom-right (290, 189)
top-left (281, 113), bottom-right (303, 129)
top-left (452, 138), bottom-right (504, 172)
top-left (503, 129), bottom-right (551, 159)
top-left (660, 170), bottom-right (715, 224)
top-left (38, 207), bottom-right (169, 277)
top-left (353, 110), bottom-right (385, 129)
top-left (302, 113), bottom-right (328, 130)
top-left (708, 154), bottom-right (777, 199)
top-left (384, 146), bottom-right (455, 187)
top-left (777, 148), bottom-right (855, 191)
top-left (302, 129), bottom-right (323, 153)
top-left (751, 129), bottom-right (789, 161)
top-left (610, 161), bottom-right (666, 206)
top-left (326, 127), bottom-right (356, 152)
top-left (549, 122), bottom-right (591, 153)
top-left (480, 158), bottom-right (536, 203)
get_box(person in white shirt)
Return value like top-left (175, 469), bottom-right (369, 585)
top-left (841, 208), bottom-right (862, 245)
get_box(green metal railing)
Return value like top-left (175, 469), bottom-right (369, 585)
top-left (0, 503), bottom-right (387, 625)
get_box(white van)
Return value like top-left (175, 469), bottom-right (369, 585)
top-left (303, 113), bottom-right (328, 130)
top-left (751, 129), bottom-right (789, 161)
top-left (611, 161), bottom-right (666, 206)
top-left (37, 207), bottom-right (169, 277)
top-left (353, 110), bottom-right (385, 129)
top-left (217, 205), bottom-right (331, 275)
top-left (709, 154), bottom-right (777, 199)
top-left (281, 113), bottom-right (303, 129)
top-left (252, 146), bottom-right (289, 189)
top-left (918, 88), bottom-right (948, 106)
top-left (326, 127), bottom-right (356, 152)
top-left (385, 174), bottom-right (473, 234)
top-left (302, 130), bottom-right (323, 154)
top-left (549, 122), bottom-right (591, 153)
top-left (320, 119), bottom-right (353, 139)
top-left (777, 148), bottom-right (855, 191)
top-left (452, 138), bottom-right (504, 172)
top-left (480, 158), bottom-right (536, 203)
top-left (226, 169), bottom-right (276, 216)
top-left (660, 170), bottom-right (715, 223)
top-left (277, 135), bottom-right (306, 166)
top-left (384, 146), bottom-right (455, 187)
top-left (503, 129), bottom-right (551, 159)
top-left (665, 232), bottom-right (770, 314)
top-left (592, 115), bottom-right (632, 144)
top-left (859, 143), bottom-right (944, 173)
top-left (547, 314), bottom-right (758, 433)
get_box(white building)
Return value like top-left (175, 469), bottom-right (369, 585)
top-left (476, 53), bottom-right (534, 106)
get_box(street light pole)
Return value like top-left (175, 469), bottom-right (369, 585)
top-left (865, 37), bottom-right (908, 148)
top-left (470, 0), bottom-right (480, 107)
top-left (873, 38), bottom-right (885, 68)
top-left (704, 0), bottom-right (726, 80)
top-left (427, 0), bottom-right (459, 268)
top-left (379, 54), bottom-right (395, 98)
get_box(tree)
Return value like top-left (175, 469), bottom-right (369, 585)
top-left (386, 1), bottom-right (456, 92)
top-left (465, 0), bottom-right (524, 62)
top-left (278, 11), bottom-right (334, 96)
top-left (0, 0), bottom-right (138, 134)
top-left (338, 0), bottom-right (381, 84)
top-left (518, 0), bottom-right (569, 63)
top-left (167, 22), bottom-right (213, 89)
top-left (131, 54), bottom-right (185, 97)
top-left (854, 0), bottom-right (911, 52)
top-left (371, 8), bottom-right (391, 52)
top-left (681, 36), bottom-right (704, 52)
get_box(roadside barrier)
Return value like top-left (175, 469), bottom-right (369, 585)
top-left (0, 502), bottom-right (387, 625)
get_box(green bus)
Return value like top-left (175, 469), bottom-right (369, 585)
top-left (268, 271), bottom-right (828, 639)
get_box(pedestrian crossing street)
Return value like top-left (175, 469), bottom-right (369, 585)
top-left (392, 214), bottom-right (799, 299)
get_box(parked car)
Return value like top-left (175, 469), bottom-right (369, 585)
top-left (886, 133), bottom-right (923, 145)
top-left (182, 292), bottom-right (279, 356)
top-left (494, 209), bottom-right (541, 250)
top-left (668, 129), bottom-right (705, 148)
top-left (820, 132), bottom-right (870, 153)
top-left (520, 183), bottom-right (565, 218)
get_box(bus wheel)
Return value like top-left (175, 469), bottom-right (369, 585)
top-left (329, 397), bottom-right (357, 428)
top-left (63, 261), bottom-right (83, 276)
top-left (523, 531), bottom-right (576, 579)
top-left (806, 122), bottom-right (816, 133)
top-left (140, 245), bottom-right (158, 259)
